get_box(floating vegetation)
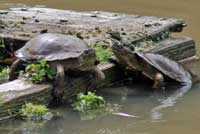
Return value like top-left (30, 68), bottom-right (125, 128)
top-left (72, 92), bottom-right (126, 120)
top-left (19, 103), bottom-right (52, 120)
top-left (78, 103), bottom-right (122, 120)
top-left (0, 67), bottom-right (10, 84)
top-left (22, 60), bottom-right (55, 83)
top-left (94, 44), bottom-right (113, 63)
top-left (72, 92), bottom-right (106, 112)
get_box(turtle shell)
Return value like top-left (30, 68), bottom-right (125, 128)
top-left (135, 52), bottom-right (192, 84)
top-left (15, 33), bottom-right (92, 61)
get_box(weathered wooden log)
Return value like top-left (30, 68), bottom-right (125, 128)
top-left (0, 7), bottom-right (196, 61)
top-left (0, 8), bottom-right (187, 50)
top-left (149, 37), bottom-right (196, 61)
top-left (0, 63), bottom-right (123, 120)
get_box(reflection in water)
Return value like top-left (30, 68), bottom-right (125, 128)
top-left (0, 83), bottom-right (197, 134)
top-left (151, 84), bottom-right (192, 120)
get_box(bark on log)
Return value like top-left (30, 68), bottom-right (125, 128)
top-left (0, 7), bottom-right (186, 50)
top-left (149, 37), bottom-right (196, 61)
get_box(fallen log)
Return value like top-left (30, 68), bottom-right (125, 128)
top-left (0, 7), bottom-right (195, 60)
top-left (0, 63), bottom-right (123, 120)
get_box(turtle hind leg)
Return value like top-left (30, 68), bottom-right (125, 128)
top-left (9, 59), bottom-right (24, 81)
top-left (53, 64), bottom-right (65, 105)
top-left (87, 67), bottom-right (105, 92)
top-left (152, 72), bottom-right (165, 90)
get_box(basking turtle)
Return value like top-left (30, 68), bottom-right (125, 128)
top-left (9, 33), bottom-right (105, 101)
top-left (112, 40), bottom-right (192, 89)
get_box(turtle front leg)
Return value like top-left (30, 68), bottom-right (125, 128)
top-left (53, 64), bottom-right (65, 103)
top-left (9, 59), bottom-right (24, 81)
top-left (152, 72), bottom-right (165, 90)
top-left (87, 67), bottom-right (105, 92)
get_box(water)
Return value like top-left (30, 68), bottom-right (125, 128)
top-left (0, 1), bottom-right (200, 134)
top-left (0, 83), bottom-right (200, 134)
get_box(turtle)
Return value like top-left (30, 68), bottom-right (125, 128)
top-left (9, 33), bottom-right (105, 101)
top-left (112, 40), bottom-right (192, 89)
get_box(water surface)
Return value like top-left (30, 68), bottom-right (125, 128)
top-left (0, 82), bottom-right (200, 134)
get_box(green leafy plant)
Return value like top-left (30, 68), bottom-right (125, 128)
top-left (19, 103), bottom-right (51, 120)
top-left (0, 67), bottom-right (10, 78)
top-left (72, 92), bottom-right (106, 112)
top-left (23, 60), bottom-right (55, 83)
top-left (94, 45), bottom-right (113, 63)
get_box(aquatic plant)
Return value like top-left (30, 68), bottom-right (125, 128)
top-left (72, 92), bottom-right (106, 112)
top-left (19, 103), bottom-right (52, 120)
top-left (94, 45), bottom-right (113, 63)
top-left (23, 60), bottom-right (55, 83)
top-left (0, 67), bottom-right (10, 78)
top-left (79, 103), bottom-right (122, 120)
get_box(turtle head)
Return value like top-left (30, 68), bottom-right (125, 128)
top-left (153, 72), bottom-right (165, 90)
top-left (15, 49), bottom-right (39, 63)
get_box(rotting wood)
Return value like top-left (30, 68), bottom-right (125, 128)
top-left (0, 8), bottom-right (187, 51)
top-left (149, 37), bottom-right (196, 61)
top-left (0, 63), bottom-right (123, 120)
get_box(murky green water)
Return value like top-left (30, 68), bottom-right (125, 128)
top-left (0, 83), bottom-right (200, 134)
top-left (0, 1), bottom-right (200, 134)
